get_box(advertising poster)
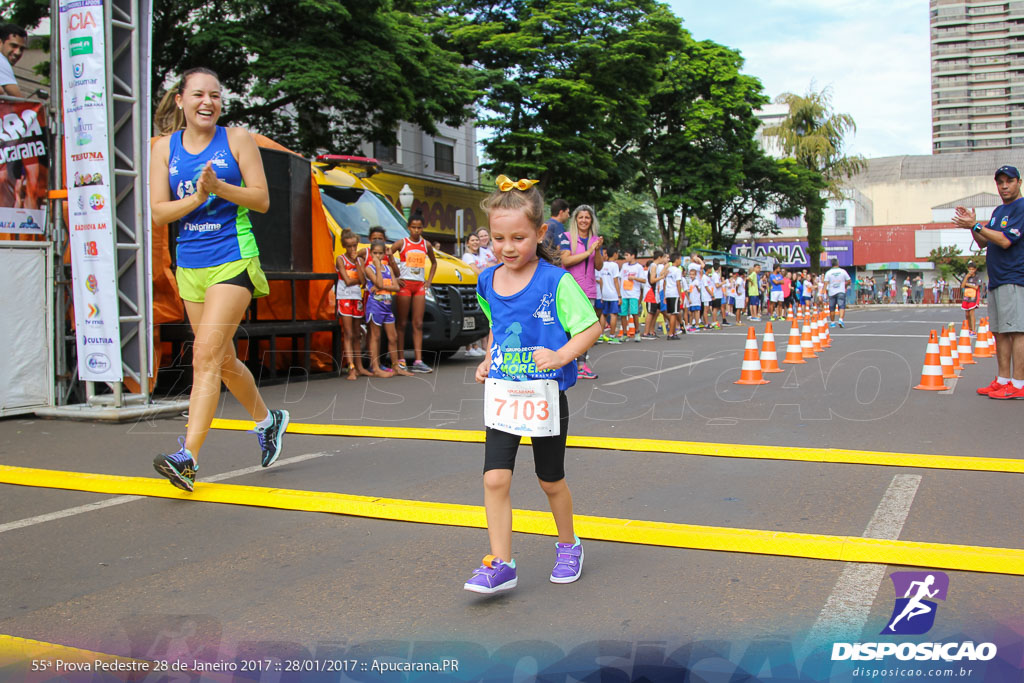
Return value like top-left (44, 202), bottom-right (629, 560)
top-left (0, 100), bottom-right (48, 235)
top-left (59, 0), bottom-right (122, 382)
top-left (732, 239), bottom-right (855, 268)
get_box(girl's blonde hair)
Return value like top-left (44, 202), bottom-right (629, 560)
top-left (567, 204), bottom-right (599, 251)
top-left (480, 181), bottom-right (555, 263)
top-left (154, 88), bottom-right (184, 135)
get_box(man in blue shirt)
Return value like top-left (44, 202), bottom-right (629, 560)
top-left (768, 264), bottom-right (785, 320)
top-left (954, 165), bottom-right (1024, 399)
top-left (543, 198), bottom-right (570, 252)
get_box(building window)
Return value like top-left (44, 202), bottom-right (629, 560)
top-left (835, 209), bottom-right (847, 227)
top-left (434, 141), bottom-right (454, 174)
top-left (373, 141), bottom-right (397, 164)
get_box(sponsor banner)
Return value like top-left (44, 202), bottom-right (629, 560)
top-left (61, 0), bottom-right (121, 381)
top-left (731, 239), bottom-right (854, 268)
top-left (0, 100), bottom-right (48, 234)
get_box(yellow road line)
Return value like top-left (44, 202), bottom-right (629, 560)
top-left (211, 418), bottom-right (1024, 474)
top-left (0, 633), bottom-right (151, 669)
top-left (2, 465), bottom-right (1022, 576)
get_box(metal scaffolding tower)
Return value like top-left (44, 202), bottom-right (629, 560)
top-left (41, 0), bottom-right (187, 420)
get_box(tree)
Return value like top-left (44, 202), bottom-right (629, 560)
top-left (9, 0), bottom-right (480, 156)
top-left (636, 34), bottom-right (770, 254)
top-left (764, 86), bottom-right (865, 272)
top-left (596, 189), bottom-right (658, 255)
top-left (435, 0), bottom-right (680, 204)
top-left (929, 245), bottom-right (984, 281)
top-left (700, 151), bottom-right (825, 251)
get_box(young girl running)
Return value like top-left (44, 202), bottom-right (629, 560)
top-left (465, 175), bottom-right (601, 594)
top-left (391, 213), bottom-right (437, 373)
top-left (362, 239), bottom-right (413, 377)
top-left (336, 229), bottom-right (366, 381)
top-left (149, 67), bottom-right (287, 491)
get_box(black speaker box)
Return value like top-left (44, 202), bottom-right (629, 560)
top-left (248, 147), bottom-right (313, 272)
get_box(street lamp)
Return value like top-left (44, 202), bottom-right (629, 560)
top-left (399, 184), bottom-right (415, 222)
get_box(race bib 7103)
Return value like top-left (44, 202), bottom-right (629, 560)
top-left (484, 378), bottom-right (560, 437)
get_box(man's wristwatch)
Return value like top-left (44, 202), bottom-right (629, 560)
top-left (973, 223), bottom-right (983, 234)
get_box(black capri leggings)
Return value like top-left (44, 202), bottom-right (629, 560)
top-left (484, 391), bottom-right (569, 482)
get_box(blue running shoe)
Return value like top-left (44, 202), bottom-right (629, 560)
top-left (550, 535), bottom-right (584, 584)
top-left (256, 409), bottom-right (290, 467)
top-left (464, 555), bottom-right (517, 594)
top-left (153, 437), bottom-right (197, 492)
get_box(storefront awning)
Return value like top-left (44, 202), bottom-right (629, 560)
top-left (864, 262), bottom-right (935, 271)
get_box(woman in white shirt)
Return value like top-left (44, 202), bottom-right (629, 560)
top-left (475, 227), bottom-right (498, 268)
top-left (460, 233), bottom-right (489, 357)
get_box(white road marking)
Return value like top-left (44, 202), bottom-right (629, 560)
top-left (805, 473), bottom-right (922, 647)
top-left (602, 357), bottom-right (716, 386)
top-left (0, 451), bottom-right (336, 535)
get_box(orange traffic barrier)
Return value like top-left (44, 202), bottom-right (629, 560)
top-left (783, 318), bottom-right (806, 364)
top-left (975, 318), bottom-right (993, 358)
top-left (800, 315), bottom-right (817, 359)
top-left (735, 326), bottom-right (770, 385)
top-left (914, 330), bottom-right (947, 391)
top-left (760, 322), bottom-right (784, 373)
top-left (938, 329), bottom-right (958, 379)
top-left (958, 320), bottom-right (975, 365)
top-left (820, 312), bottom-right (832, 348)
top-left (947, 326), bottom-right (962, 373)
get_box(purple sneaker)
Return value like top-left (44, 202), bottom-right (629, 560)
top-left (464, 555), bottom-right (517, 594)
top-left (550, 535), bottom-right (584, 584)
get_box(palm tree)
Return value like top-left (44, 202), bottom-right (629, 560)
top-left (765, 86), bottom-right (865, 271)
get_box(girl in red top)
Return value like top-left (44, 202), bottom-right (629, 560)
top-left (336, 229), bottom-right (366, 381)
top-left (390, 212), bottom-right (437, 373)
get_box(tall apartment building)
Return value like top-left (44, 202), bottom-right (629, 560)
top-left (931, 0), bottom-right (1024, 154)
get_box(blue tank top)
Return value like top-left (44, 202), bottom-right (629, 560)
top-left (476, 260), bottom-right (598, 391)
top-left (168, 126), bottom-right (259, 268)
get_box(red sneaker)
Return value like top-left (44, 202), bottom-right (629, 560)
top-left (988, 383), bottom-right (1024, 400)
top-left (977, 379), bottom-right (1008, 396)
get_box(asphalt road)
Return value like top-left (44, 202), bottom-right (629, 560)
top-left (2, 305), bottom-right (1022, 681)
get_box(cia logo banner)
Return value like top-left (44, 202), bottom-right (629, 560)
top-left (881, 571), bottom-right (949, 636)
top-left (60, 0), bottom-right (122, 382)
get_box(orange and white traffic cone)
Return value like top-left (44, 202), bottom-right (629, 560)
top-left (626, 317), bottom-right (636, 341)
top-left (820, 312), bottom-right (832, 348)
top-left (783, 318), bottom-right (806, 365)
top-left (760, 322), bottom-right (784, 373)
top-left (938, 329), bottom-right (958, 379)
top-left (947, 326), bottom-right (962, 373)
top-left (786, 306), bottom-right (794, 322)
top-left (975, 318), bottom-right (993, 358)
top-left (914, 330), bottom-right (947, 391)
top-left (811, 313), bottom-right (824, 353)
top-left (958, 320), bottom-right (975, 365)
top-left (735, 326), bottom-right (770, 385)
top-left (801, 315), bottom-right (818, 359)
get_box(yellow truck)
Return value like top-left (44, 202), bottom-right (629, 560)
top-left (311, 155), bottom-right (489, 358)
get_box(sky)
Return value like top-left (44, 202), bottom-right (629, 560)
top-left (667, 0), bottom-right (932, 160)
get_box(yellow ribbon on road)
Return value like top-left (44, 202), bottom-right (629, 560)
top-left (2, 464), bottom-right (1022, 575)
top-left (210, 418), bottom-right (1024, 475)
